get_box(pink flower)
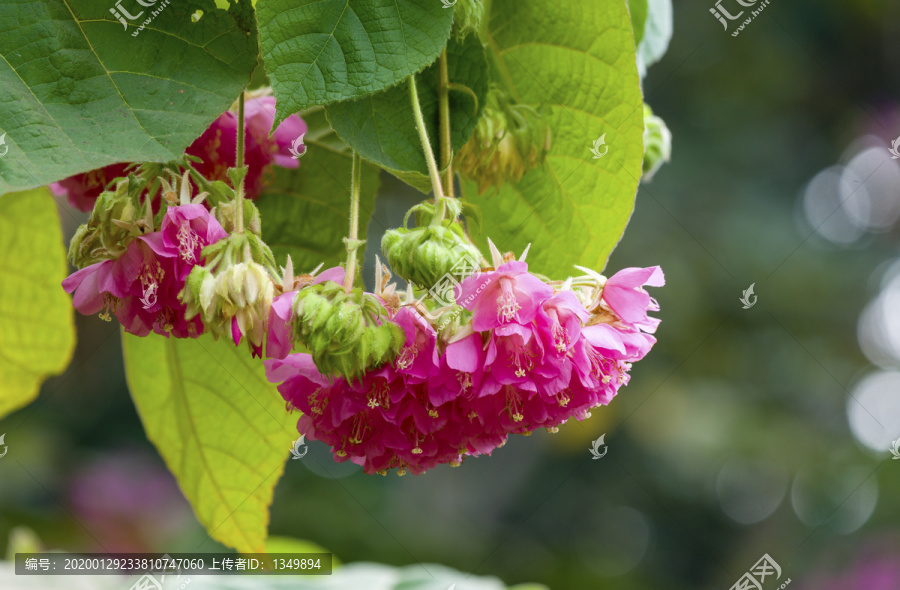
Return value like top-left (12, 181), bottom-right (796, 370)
top-left (536, 290), bottom-right (589, 355)
top-left (266, 353), bottom-right (467, 475)
top-left (428, 332), bottom-right (485, 407)
top-left (392, 307), bottom-right (440, 383)
top-left (458, 261), bottom-right (553, 331)
top-left (50, 163), bottom-right (131, 212)
top-left (600, 266), bottom-right (664, 330)
top-left (51, 97), bottom-right (306, 211)
top-left (62, 205), bottom-right (225, 338)
top-left (188, 96), bottom-right (306, 200)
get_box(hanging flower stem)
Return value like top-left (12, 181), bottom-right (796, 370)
top-left (409, 75), bottom-right (446, 226)
top-left (343, 151), bottom-right (363, 290)
top-left (234, 91), bottom-right (246, 234)
top-left (438, 48), bottom-right (454, 199)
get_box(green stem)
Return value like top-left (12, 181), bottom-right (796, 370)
top-left (344, 152), bottom-right (362, 290)
top-left (409, 76), bottom-right (446, 219)
top-left (438, 48), bottom-right (454, 199)
top-left (235, 92), bottom-right (246, 234)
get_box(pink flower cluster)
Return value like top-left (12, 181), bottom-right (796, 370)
top-left (265, 263), bottom-right (663, 475)
top-left (62, 205), bottom-right (226, 338)
top-left (52, 96), bottom-right (306, 212)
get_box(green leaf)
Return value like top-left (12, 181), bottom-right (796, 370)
top-left (636, 0), bottom-right (673, 77)
top-left (0, 0), bottom-right (258, 193)
top-left (122, 332), bottom-right (297, 553)
top-left (0, 189), bottom-right (75, 420)
top-left (628, 0), bottom-right (649, 47)
top-left (325, 34), bottom-right (489, 192)
top-left (255, 107), bottom-right (381, 273)
top-left (463, 0), bottom-right (645, 276)
top-left (256, 0), bottom-right (455, 124)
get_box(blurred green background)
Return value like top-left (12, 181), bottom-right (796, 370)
top-left (2, 0), bottom-right (900, 588)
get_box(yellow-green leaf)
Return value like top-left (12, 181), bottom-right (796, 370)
top-left (122, 332), bottom-right (298, 553)
top-left (0, 188), bottom-right (75, 420)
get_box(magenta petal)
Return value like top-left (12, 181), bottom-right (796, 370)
top-left (607, 266), bottom-right (665, 289)
top-left (63, 265), bottom-right (105, 315)
top-left (312, 266), bottom-right (345, 285)
top-left (470, 294), bottom-right (501, 332)
top-left (231, 316), bottom-right (242, 346)
top-left (582, 324), bottom-right (627, 354)
top-left (603, 286), bottom-right (651, 324)
top-left (446, 333), bottom-right (482, 373)
top-left (265, 291), bottom-right (297, 360)
top-left (138, 232), bottom-right (168, 258)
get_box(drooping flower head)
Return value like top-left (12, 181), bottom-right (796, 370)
top-left (265, 229), bottom-right (664, 476)
top-left (63, 203), bottom-right (227, 338)
top-left (51, 94), bottom-right (306, 212)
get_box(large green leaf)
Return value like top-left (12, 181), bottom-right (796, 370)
top-left (325, 35), bottom-right (489, 192)
top-left (122, 332), bottom-right (297, 553)
top-left (256, 0), bottom-right (454, 124)
top-left (462, 0), bottom-right (645, 276)
top-left (0, 189), bottom-right (75, 420)
top-left (0, 0), bottom-right (258, 193)
top-left (255, 107), bottom-right (381, 274)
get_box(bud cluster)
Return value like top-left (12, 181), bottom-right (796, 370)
top-left (455, 87), bottom-right (552, 194)
top-left (381, 199), bottom-right (483, 290)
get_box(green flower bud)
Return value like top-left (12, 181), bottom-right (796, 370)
top-left (179, 233), bottom-right (278, 352)
top-left (451, 0), bottom-right (484, 38)
top-left (642, 104), bottom-right (672, 182)
top-left (456, 87), bottom-right (552, 194)
top-left (292, 281), bottom-right (405, 381)
top-left (382, 224), bottom-right (482, 290)
top-left (68, 178), bottom-right (152, 268)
